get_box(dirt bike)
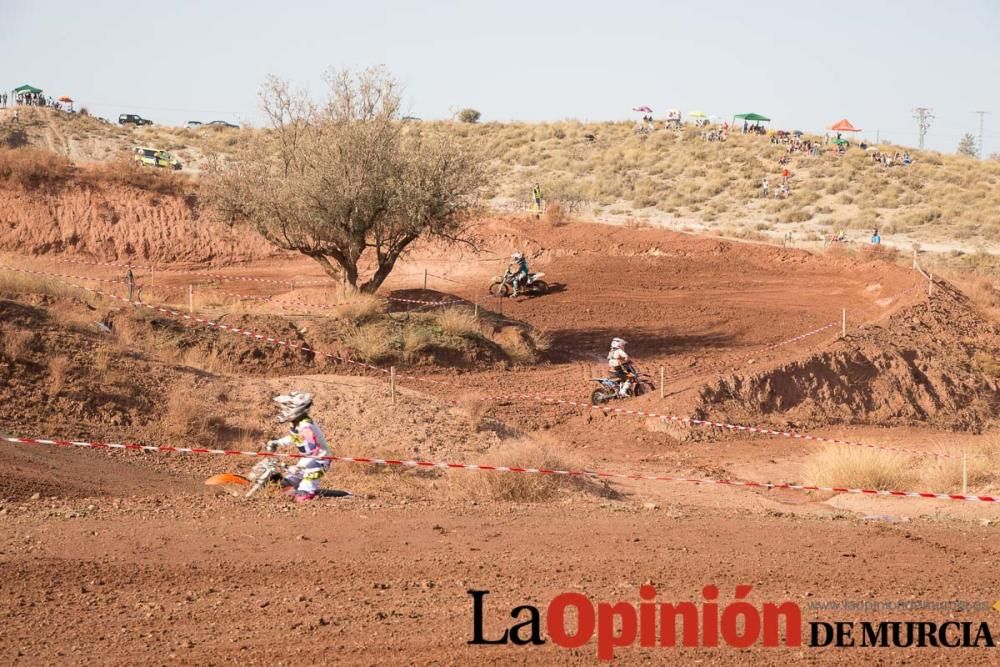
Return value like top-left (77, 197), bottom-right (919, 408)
top-left (205, 452), bottom-right (290, 497)
top-left (590, 366), bottom-right (655, 406)
top-left (489, 270), bottom-right (549, 298)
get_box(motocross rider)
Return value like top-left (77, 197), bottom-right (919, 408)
top-left (264, 392), bottom-right (330, 503)
top-left (508, 251), bottom-right (529, 296)
top-left (608, 338), bottom-right (637, 397)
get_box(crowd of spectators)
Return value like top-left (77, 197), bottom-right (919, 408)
top-left (12, 91), bottom-right (74, 112)
top-left (869, 150), bottom-right (911, 167)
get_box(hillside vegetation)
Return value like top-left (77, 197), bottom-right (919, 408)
top-left (4, 107), bottom-right (1000, 257)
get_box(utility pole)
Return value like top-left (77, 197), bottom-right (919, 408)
top-left (912, 107), bottom-right (934, 149)
top-left (974, 110), bottom-right (990, 159)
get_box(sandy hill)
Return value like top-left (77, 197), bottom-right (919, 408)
top-left (3, 107), bottom-right (1000, 263)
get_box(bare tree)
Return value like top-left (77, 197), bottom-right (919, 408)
top-left (205, 67), bottom-right (487, 293)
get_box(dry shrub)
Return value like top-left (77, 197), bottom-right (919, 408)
top-left (448, 438), bottom-right (600, 502)
top-left (343, 322), bottom-right (392, 362)
top-left (0, 148), bottom-right (73, 189)
top-left (435, 307), bottom-right (480, 337)
top-left (805, 446), bottom-right (916, 491)
top-left (47, 356), bottom-right (68, 397)
top-left (1, 327), bottom-right (35, 362)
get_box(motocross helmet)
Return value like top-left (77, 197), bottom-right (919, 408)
top-left (610, 337), bottom-right (627, 350)
top-left (274, 391), bottom-right (313, 423)
top-left (511, 252), bottom-right (524, 261)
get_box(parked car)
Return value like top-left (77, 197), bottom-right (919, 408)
top-left (119, 113), bottom-right (153, 126)
top-left (185, 120), bottom-right (203, 129)
top-left (132, 147), bottom-right (181, 170)
top-left (205, 120), bottom-right (239, 128)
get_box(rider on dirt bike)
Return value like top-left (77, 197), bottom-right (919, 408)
top-left (508, 252), bottom-right (529, 296)
top-left (608, 338), bottom-right (637, 397)
top-left (264, 392), bottom-right (330, 503)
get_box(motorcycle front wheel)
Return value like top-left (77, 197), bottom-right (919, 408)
top-left (591, 388), bottom-right (613, 406)
top-left (488, 281), bottom-right (510, 297)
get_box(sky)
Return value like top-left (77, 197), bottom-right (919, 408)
top-left (2, 0), bottom-right (999, 154)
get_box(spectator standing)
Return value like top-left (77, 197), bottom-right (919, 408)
top-left (532, 183), bottom-right (542, 212)
top-left (761, 178), bottom-right (769, 198)
top-left (125, 266), bottom-right (135, 301)
top-left (870, 229), bottom-right (881, 246)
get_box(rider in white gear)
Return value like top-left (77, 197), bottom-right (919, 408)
top-left (265, 392), bottom-right (331, 503)
top-left (608, 338), bottom-right (635, 397)
top-left (509, 252), bottom-right (529, 296)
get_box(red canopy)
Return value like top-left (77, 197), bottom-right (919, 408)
top-left (830, 118), bottom-right (861, 132)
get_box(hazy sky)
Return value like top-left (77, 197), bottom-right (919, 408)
top-left (3, 0), bottom-right (999, 153)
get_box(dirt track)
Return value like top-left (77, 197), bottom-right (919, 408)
top-left (3, 218), bottom-right (1000, 664)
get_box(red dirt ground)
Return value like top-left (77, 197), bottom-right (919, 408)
top-left (2, 217), bottom-right (1000, 665)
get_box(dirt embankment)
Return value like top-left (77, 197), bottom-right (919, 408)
top-left (0, 151), bottom-right (277, 265)
top-left (696, 283), bottom-right (1000, 431)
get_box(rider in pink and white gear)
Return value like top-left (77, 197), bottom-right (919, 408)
top-left (265, 392), bottom-right (330, 503)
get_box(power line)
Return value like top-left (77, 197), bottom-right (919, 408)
top-left (974, 110), bottom-right (990, 159)
top-left (912, 107), bottom-right (934, 149)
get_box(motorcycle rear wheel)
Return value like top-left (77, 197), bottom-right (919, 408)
top-left (530, 280), bottom-right (549, 295)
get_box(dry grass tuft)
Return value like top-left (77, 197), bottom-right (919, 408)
top-left (162, 382), bottom-right (217, 445)
top-left (332, 289), bottom-right (386, 322)
top-left (435, 307), bottom-right (480, 337)
top-left (1, 327), bottom-right (35, 362)
top-left (0, 270), bottom-right (76, 299)
top-left (922, 443), bottom-right (1000, 495)
top-left (46, 355), bottom-right (68, 397)
top-left (806, 442), bottom-right (1000, 495)
top-left (805, 446), bottom-right (917, 491)
top-left (447, 438), bottom-right (598, 502)
top-left (0, 148), bottom-right (73, 189)
top-left (492, 326), bottom-right (537, 363)
top-left (343, 322), bottom-right (392, 362)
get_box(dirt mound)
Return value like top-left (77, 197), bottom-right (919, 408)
top-left (695, 284), bottom-right (1000, 431)
top-left (0, 149), bottom-right (277, 265)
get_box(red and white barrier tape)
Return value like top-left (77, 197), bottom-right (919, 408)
top-left (2, 435), bottom-right (994, 503)
top-left (2, 266), bottom-right (956, 461)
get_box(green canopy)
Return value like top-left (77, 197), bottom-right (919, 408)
top-left (733, 112), bottom-right (770, 122)
top-left (14, 84), bottom-right (42, 94)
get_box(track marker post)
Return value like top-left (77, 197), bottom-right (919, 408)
top-left (423, 269), bottom-right (428, 290)
top-left (660, 366), bottom-right (665, 399)
top-left (963, 450), bottom-right (968, 494)
top-left (928, 272), bottom-right (933, 297)
top-left (390, 366), bottom-right (396, 405)
top-left (189, 284), bottom-right (194, 314)
top-left (474, 300), bottom-right (479, 318)
top-left (842, 308), bottom-right (846, 338)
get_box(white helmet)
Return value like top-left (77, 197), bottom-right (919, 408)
top-left (610, 337), bottom-right (627, 350)
top-left (273, 391), bottom-right (313, 423)
top-left (511, 252), bottom-right (523, 261)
